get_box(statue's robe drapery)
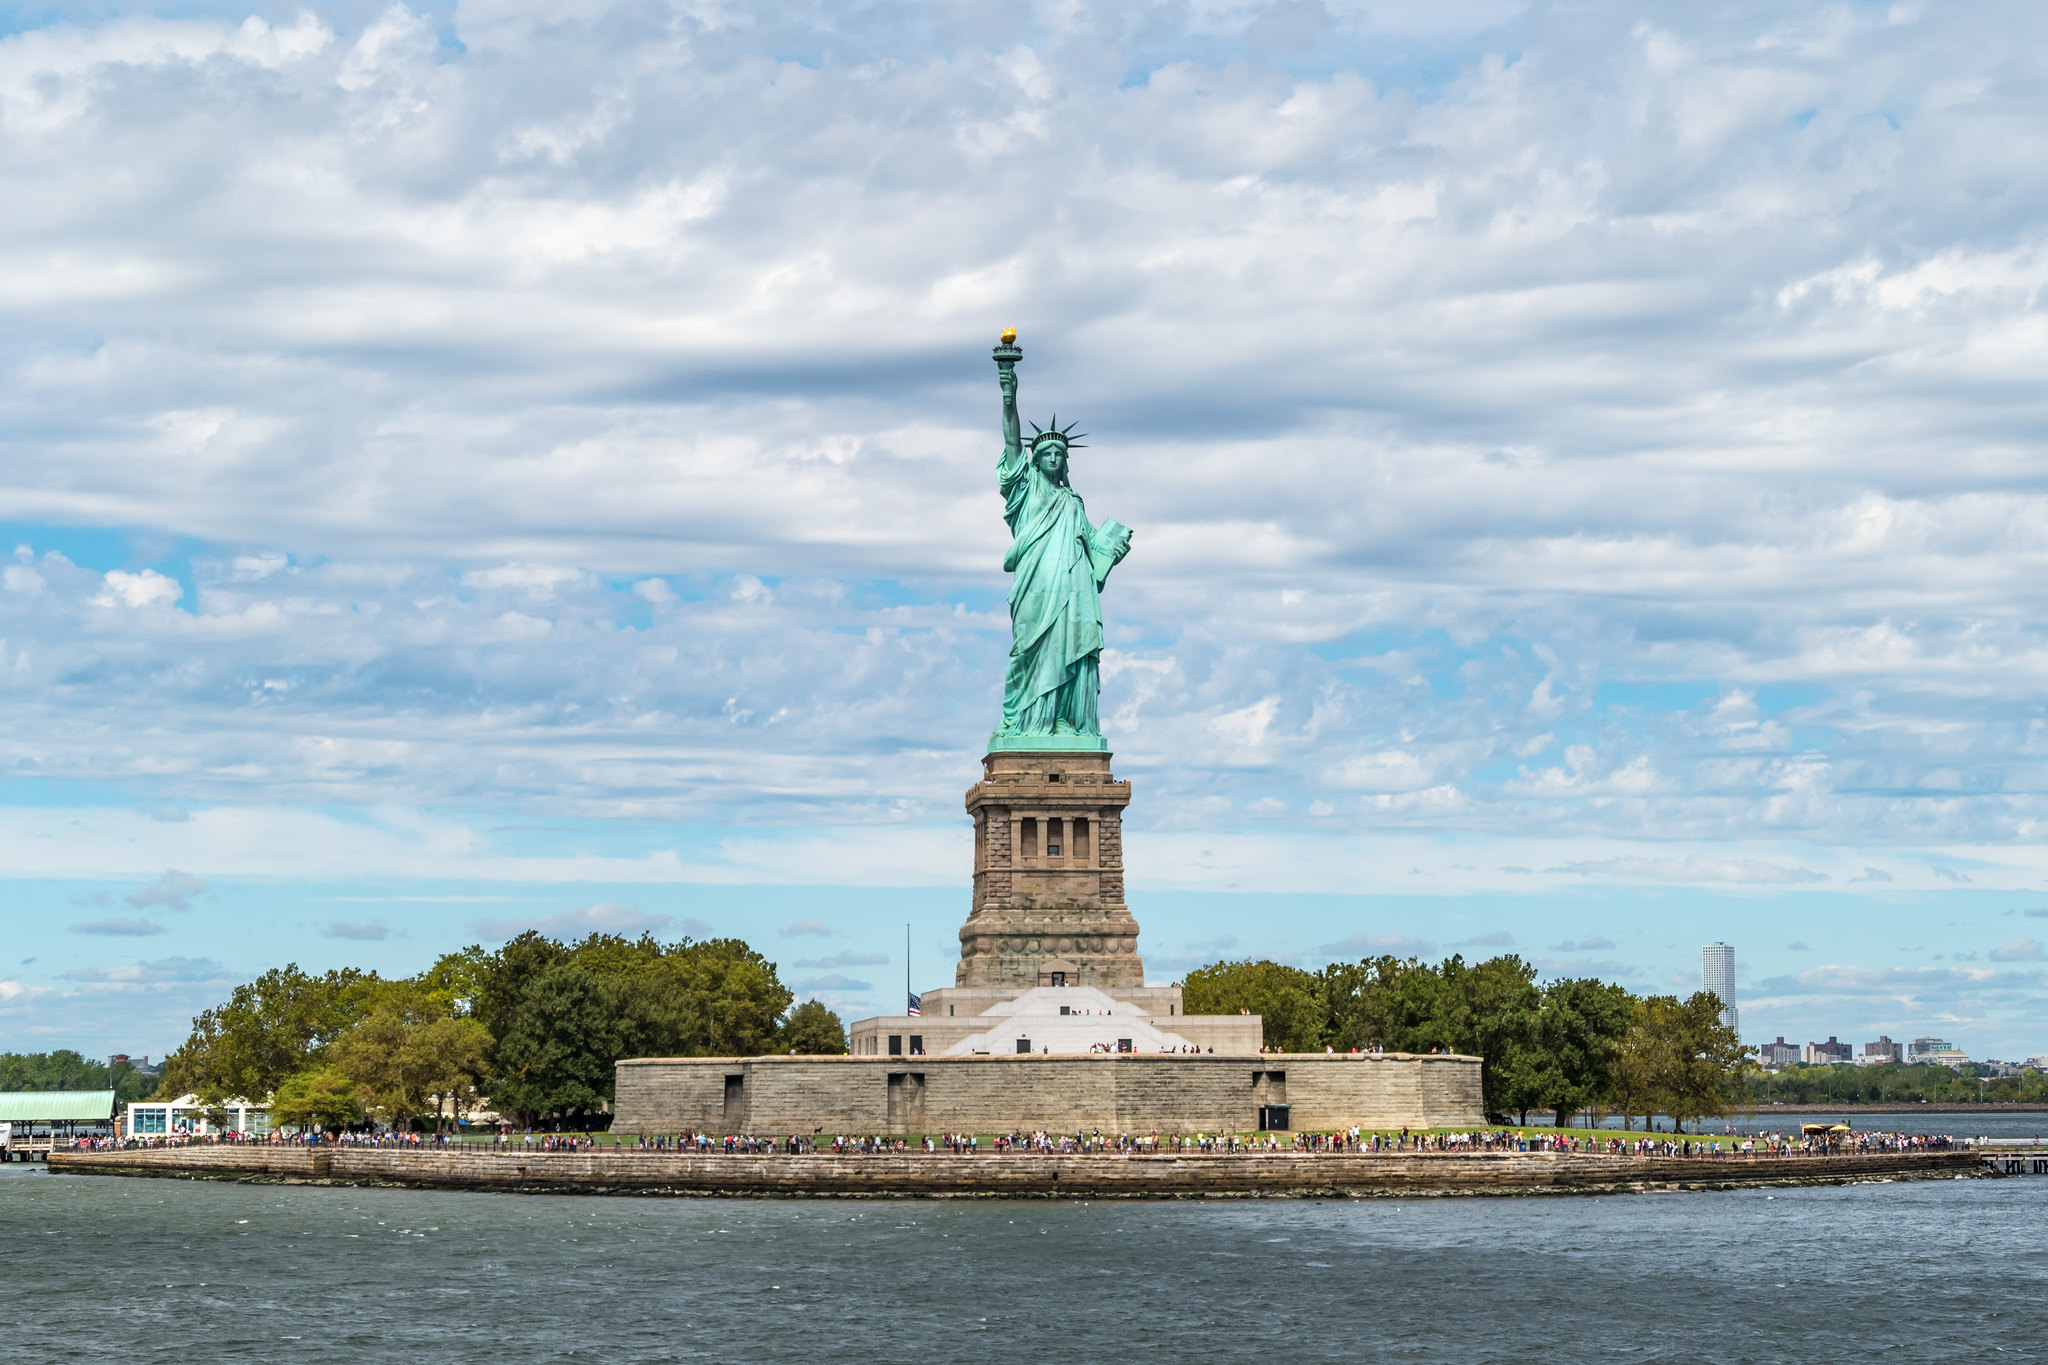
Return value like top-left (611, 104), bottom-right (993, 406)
top-left (997, 441), bottom-right (1131, 737)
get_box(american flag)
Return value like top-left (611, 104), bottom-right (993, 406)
top-left (907, 991), bottom-right (921, 1017)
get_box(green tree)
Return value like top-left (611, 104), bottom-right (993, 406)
top-left (1612, 995), bottom-right (1673, 1130)
top-left (408, 1017), bottom-right (492, 1132)
top-left (1183, 959), bottom-right (1325, 1051)
top-left (109, 1058), bottom-right (156, 1103)
top-left (468, 932), bottom-right (571, 1054)
top-left (1310, 953), bottom-right (1542, 1116)
top-left (1740, 1061), bottom-right (2023, 1106)
top-left (782, 999), bottom-right (848, 1055)
top-left (621, 937), bottom-right (794, 1057)
top-left (0, 1049), bottom-right (101, 1090)
top-left (158, 964), bottom-right (375, 1104)
top-left (463, 930), bottom-right (797, 1122)
top-left (1320, 956), bottom-right (1447, 1053)
top-left (269, 1067), bottom-right (365, 1132)
top-left (417, 945), bottom-right (495, 1019)
top-left (0, 1049), bottom-right (155, 1099)
top-left (1534, 977), bottom-right (1635, 1128)
top-left (489, 961), bottom-right (623, 1124)
top-left (1661, 991), bottom-right (1750, 1131)
top-left (329, 981), bottom-right (446, 1129)
top-left (1441, 955), bottom-right (1543, 1120)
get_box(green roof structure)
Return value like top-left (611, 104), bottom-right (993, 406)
top-left (0, 1090), bottom-right (117, 1123)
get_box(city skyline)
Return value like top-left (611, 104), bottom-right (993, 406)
top-left (4, 1), bottom-right (2048, 1059)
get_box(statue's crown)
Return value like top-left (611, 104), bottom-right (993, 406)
top-left (1028, 416), bottom-right (1086, 452)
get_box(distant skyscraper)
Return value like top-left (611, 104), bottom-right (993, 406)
top-left (1701, 943), bottom-right (1738, 1036)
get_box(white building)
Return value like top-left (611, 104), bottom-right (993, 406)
top-left (1700, 943), bottom-right (1737, 1035)
top-left (123, 1094), bottom-right (270, 1139)
top-left (1906, 1037), bottom-right (1971, 1069)
top-left (852, 984), bottom-right (1261, 1057)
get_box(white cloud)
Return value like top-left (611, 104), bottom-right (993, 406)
top-left (782, 920), bottom-right (834, 938)
top-left (1321, 932), bottom-right (1436, 958)
top-left (473, 902), bottom-right (671, 940)
top-left (69, 918), bottom-right (164, 936)
top-left (460, 565), bottom-right (585, 598)
top-left (793, 952), bottom-right (891, 969)
top-left (1548, 857), bottom-right (1828, 886)
top-left (61, 957), bottom-right (228, 987)
top-left (322, 920), bottom-right (391, 941)
top-left (231, 554), bottom-right (287, 580)
top-left (0, 2), bottom-right (2044, 1045)
top-left (125, 870), bottom-right (208, 911)
top-left (1989, 938), bottom-right (2046, 963)
top-left (93, 570), bottom-right (181, 609)
top-left (795, 973), bottom-right (872, 992)
top-left (0, 980), bottom-right (56, 1010)
top-left (1324, 750), bottom-right (1438, 793)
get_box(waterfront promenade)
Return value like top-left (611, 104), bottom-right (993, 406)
top-left (49, 1141), bottom-right (1980, 1197)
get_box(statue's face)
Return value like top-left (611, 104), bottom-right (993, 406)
top-left (1034, 440), bottom-right (1067, 479)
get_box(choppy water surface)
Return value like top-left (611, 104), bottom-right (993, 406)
top-left (3, 1164), bottom-right (2042, 1361)
top-left (1537, 1109), bottom-right (2048, 1139)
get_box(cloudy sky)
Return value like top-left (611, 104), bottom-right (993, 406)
top-left (4, 0), bottom-right (2046, 1062)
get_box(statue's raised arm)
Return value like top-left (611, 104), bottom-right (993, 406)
top-left (998, 330), bottom-right (1023, 470)
top-left (987, 331), bottom-right (1131, 754)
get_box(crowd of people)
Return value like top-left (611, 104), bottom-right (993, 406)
top-left (53, 1125), bottom-right (1972, 1157)
top-left (584, 1126), bottom-right (1972, 1157)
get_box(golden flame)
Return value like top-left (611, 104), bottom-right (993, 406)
top-left (1000, 327), bottom-right (1017, 345)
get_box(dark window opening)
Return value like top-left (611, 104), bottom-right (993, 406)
top-left (909, 1035), bottom-right (923, 1055)
top-left (1048, 772), bottom-right (1062, 782)
top-left (1072, 818), bottom-right (1090, 860)
top-left (1016, 1038), bottom-right (1032, 1054)
top-left (1059, 1005), bottom-right (1070, 1015)
top-left (1021, 817), bottom-right (1038, 858)
top-left (888, 1035), bottom-right (903, 1056)
top-left (722, 1074), bottom-right (745, 1126)
top-left (1051, 971), bottom-right (1066, 987)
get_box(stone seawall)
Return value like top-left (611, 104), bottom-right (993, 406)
top-left (50, 1146), bottom-right (1981, 1197)
top-left (612, 1050), bottom-right (1486, 1136)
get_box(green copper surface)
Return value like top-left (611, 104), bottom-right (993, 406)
top-left (989, 339), bottom-right (1131, 752)
top-left (986, 733), bottom-right (1110, 753)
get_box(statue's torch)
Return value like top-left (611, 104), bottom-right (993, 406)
top-left (993, 326), bottom-right (1021, 374)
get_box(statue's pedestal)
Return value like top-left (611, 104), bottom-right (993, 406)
top-left (954, 749), bottom-right (1142, 990)
top-left (844, 744), bottom-right (1264, 1059)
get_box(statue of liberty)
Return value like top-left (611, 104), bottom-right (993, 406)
top-left (990, 330), bottom-right (1132, 751)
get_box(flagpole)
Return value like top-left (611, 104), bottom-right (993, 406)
top-left (905, 922), bottom-right (911, 1015)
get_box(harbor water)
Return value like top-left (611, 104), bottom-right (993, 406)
top-left (3, 1161), bottom-right (2042, 1361)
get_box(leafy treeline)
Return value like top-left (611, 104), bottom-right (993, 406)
top-left (158, 932), bottom-right (846, 1130)
top-left (1743, 1062), bottom-right (2048, 1105)
top-left (1185, 955), bottom-right (1747, 1129)
top-left (0, 1049), bottom-right (156, 1102)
